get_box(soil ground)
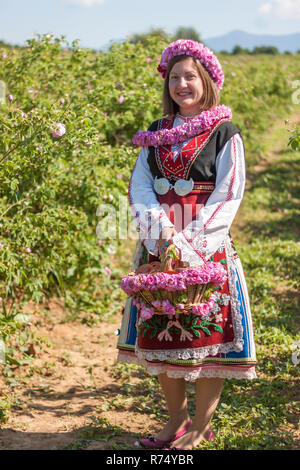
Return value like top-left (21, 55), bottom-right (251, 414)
top-left (0, 297), bottom-right (151, 450)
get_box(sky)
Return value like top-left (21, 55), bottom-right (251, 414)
top-left (1, 0), bottom-right (300, 49)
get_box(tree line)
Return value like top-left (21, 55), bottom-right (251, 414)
top-left (1, 27), bottom-right (300, 55)
top-left (129, 27), bottom-right (300, 55)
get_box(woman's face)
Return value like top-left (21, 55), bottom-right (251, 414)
top-left (168, 57), bottom-right (204, 117)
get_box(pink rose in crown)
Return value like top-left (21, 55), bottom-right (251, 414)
top-left (127, 277), bottom-right (137, 292)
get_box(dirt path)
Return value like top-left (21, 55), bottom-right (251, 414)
top-left (0, 297), bottom-right (154, 450)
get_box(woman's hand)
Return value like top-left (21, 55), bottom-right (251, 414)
top-left (158, 227), bottom-right (189, 269)
top-left (158, 226), bottom-right (176, 258)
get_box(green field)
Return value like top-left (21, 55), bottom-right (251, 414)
top-left (0, 35), bottom-right (299, 449)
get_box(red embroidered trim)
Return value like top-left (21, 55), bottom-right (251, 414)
top-left (145, 211), bottom-right (164, 236)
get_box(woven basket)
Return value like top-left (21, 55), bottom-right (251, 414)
top-left (122, 244), bottom-right (217, 316)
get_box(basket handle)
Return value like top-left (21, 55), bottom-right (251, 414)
top-left (160, 244), bottom-right (179, 272)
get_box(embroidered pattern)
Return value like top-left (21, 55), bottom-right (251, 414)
top-left (136, 239), bottom-right (245, 362)
top-left (155, 118), bottom-right (229, 182)
top-left (138, 311), bottom-right (223, 342)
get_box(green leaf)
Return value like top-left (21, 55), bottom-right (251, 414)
top-left (149, 328), bottom-right (158, 339)
top-left (192, 328), bottom-right (201, 338)
top-left (213, 324), bottom-right (223, 333)
top-left (200, 326), bottom-right (211, 336)
top-left (142, 327), bottom-right (148, 338)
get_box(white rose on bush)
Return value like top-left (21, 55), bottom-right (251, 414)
top-left (51, 122), bottom-right (66, 138)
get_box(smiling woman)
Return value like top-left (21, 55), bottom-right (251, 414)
top-left (168, 58), bottom-right (204, 116)
top-left (164, 56), bottom-right (219, 116)
top-left (117, 39), bottom-right (257, 451)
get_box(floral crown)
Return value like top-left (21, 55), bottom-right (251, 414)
top-left (157, 39), bottom-right (224, 90)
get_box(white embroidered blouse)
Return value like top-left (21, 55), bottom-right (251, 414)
top-left (128, 118), bottom-right (246, 267)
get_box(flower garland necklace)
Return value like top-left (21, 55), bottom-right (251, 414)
top-left (132, 105), bottom-right (232, 147)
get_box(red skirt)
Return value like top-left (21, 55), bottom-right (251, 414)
top-left (117, 182), bottom-right (257, 380)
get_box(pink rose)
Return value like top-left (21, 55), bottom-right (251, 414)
top-left (51, 123), bottom-right (66, 138)
top-left (199, 273), bottom-right (210, 284)
top-left (185, 270), bottom-right (201, 284)
top-left (126, 277), bottom-right (137, 292)
top-left (200, 304), bottom-right (210, 316)
top-left (133, 297), bottom-right (142, 308)
top-left (155, 273), bottom-right (167, 289)
top-left (145, 275), bottom-right (155, 286)
top-left (192, 305), bottom-right (200, 315)
top-left (140, 306), bottom-right (154, 319)
top-left (176, 303), bottom-right (185, 310)
top-left (118, 96), bottom-right (125, 104)
top-left (165, 276), bottom-right (179, 291)
top-left (162, 299), bottom-right (176, 315)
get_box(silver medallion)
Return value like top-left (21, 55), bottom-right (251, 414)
top-left (154, 177), bottom-right (194, 196)
top-left (154, 177), bottom-right (170, 195)
top-left (174, 178), bottom-right (194, 196)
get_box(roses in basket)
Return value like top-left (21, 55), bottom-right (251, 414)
top-left (121, 245), bottom-right (227, 320)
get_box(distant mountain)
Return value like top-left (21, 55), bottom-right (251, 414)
top-left (204, 30), bottom-right (300, 53)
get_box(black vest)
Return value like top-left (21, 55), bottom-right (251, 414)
top-left (147, 120), bottom-right (242, 182)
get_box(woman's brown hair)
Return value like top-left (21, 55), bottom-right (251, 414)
top-left (162, 55), bottom-right (220, 116)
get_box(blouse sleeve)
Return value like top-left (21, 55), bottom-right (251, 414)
top-left (128, 146), bottom-right (174, 256)
top-left (172, 133), bottom-right (245, 266)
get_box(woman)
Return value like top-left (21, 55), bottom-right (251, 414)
top-left (117, 39), bottom-right (257, 450)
